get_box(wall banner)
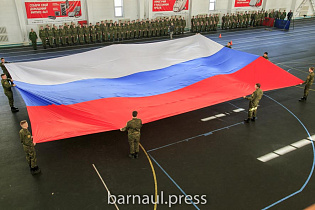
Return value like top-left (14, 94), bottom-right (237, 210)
top-left (25, 0), bottom-right (85, 24)
top-left (153, 0), bottom-right (189, 12)
top-left (234, 0), bottom-right (263, 7)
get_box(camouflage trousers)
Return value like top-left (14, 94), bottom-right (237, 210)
top-left (128, 134), bottom-right (140, 154)
top-left (60, 37), bottom-right (66, 45)
top-left (31, 40), bottom-right (37, 50)
top-left (48, 37), bottom-right (54, 46)
top-left (40, 37), bottom-right (47, 48)
top-left (23, 145), bottom-right (37, 168)
top-left (248, 105), bottom-right (258, 119)
top-left (304, 85), bottom-right (311, 98)
top-left (55, 37), bottom-right (60, 46)
top-left (4, 91), bottom-right (14, 107)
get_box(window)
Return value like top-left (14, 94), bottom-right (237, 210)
top-left (114, 0), bottom-right (123, 17)
top-left (209, 0), bottom-right (216, 11)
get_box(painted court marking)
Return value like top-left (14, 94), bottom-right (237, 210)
top-left (147, 122), bottom-right (244, 153)
top-left (274, 145), bottom-right (297, 155)
top-left (261, 95), bottom-right (315, 210)
top-left (201, 108), bottom-right (245, 122)
top-left (149, 155), bottom-right (200, 210)
top-left (291, 139), bottom-right (312, 148)
top-left (93, 146), bottom-right (158, 210)
top-left (139, 144), bottom-right (158, 210)
top-left (92, 164), bottom-right (119, 210)
top-left (257, 153), bottom-right (280, 162)
top-left (257, 136), bottom-right (314, 163)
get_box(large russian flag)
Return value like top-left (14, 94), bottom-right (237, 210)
top-left (7, 34), bottom-right (302, 143)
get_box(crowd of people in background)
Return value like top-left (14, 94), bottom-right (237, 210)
top-left (191, 9), bottom-right (293, 32)
top-left (29, 9), bottom-right (294, 50)
top-left (29, 16), bottom-right (186, 50)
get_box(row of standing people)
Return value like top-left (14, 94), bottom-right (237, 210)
top-left (191, 14), bottom-right (219, 33)
top-left (29, 17), bottom-right (186, 50)
top-left (189, 9), bottom-right (293, 32)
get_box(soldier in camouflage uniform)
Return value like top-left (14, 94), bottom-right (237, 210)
top-left (84, 24), bottom-right (91, 43)
top-left (29, 29), bottom-right (38, 50)
top-left (46, 26), bottom-right (54, 47)
top-left (243, 12), bottom-right (248, 28)
top-left (95, 22), bottom-right (101, 42)
top-left (226, 14), bottom-right (231, 29)
top-left (78, 24), bottom-right (84, 44)
top-left (59, 25), bottom-right (66, 46)
top-left (53, 26), bottom-right (60, 47)
top-left (100, 21), bottom-right (106, 42)
top-left (72, 25), bottom-right (78, 45)
top-left (1, 58), bottom-right (12, 80)
top-left (214, 14), bottom-right (219, 30)
top-left (39, 26), bottom-right (47, 49)
top-left (19, 120), bottom-right (41, 175)
top-left (263, 52), bottom-right (269, 60)
top-left (243, 83), bottom-right (263, 122)
top-left (67, 25), bottom-right (73, 45)
top-left (112, 22), bottom-right (118, 41)
top-left (299, 67), bottom-right (314, 102)
top-left (181, 17), bottom-right (186, 33)
top-left (120, 111), bottom-right (143, 159)
top-left (91, 25), bottom-right (96, 43)
top-left (269, 10), bottom-right (275, 18)
top-left (108, 23), bottom-right (114, 41)
top-left (221, 14), bottom-right (226, 29)
top-left (1, 74), bottom-right (18, 112)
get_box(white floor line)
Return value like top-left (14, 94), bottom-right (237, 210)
top-left (215, 113), bottom-right (226, 118)
top-left (291, 139), bottom-right (312, 148)
top-left (258, 135), bottom-right (314, 162)
top-left (201, 116), bottom-right (217, 121)
top-left (92, 164), bottom-right (119, 210)
top-left (257, 153), bottom-right (280, 162)
top-left (273, 146), bottom-right (297, 155)
top-left (233, 108), bottom-right (245, 113)
top-left (307, 135), bottom-right (315, 141)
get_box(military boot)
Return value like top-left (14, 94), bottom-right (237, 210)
top-left (299, 97), bottom-right (306, 102)
top-left (244, 118), bottom-right (250, 123)
top-left (31, 166), bottom-right (41, 175)
top-left (134, 152), bottom-right (139, 159)
top-left (11, 107), bottom-right (19, 113)
top-left (129, 153), bottom-right (135, 159)
top-left (251, 117), bottom-right (256, 122)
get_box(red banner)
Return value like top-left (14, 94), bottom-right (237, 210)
top-left (235, 0), bottom-right (262, 7)
top-left (153, 0), bottom-right (189, 12)
top-left (263, 17), bottom-right (275, 27)
top-left (25, 1), bottom-right (82, 19)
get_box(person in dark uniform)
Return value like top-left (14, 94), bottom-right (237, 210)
top-left (225, 42), bottom-right (232, 48)
top-left (243, 83), bottom-right (263, 123)
top-left (120, 111), bottom-right (143, 159)
top-left (29, 29), bottom-right (38, 50)
top-left (1, 58), bottom-right (12, 79)
top-left (299, 67), bottom-right (314, 102)
top-left (287, 10), bottom-right (293, 21)
top-left (39, 26), bottom-right (47, 49)
top-left (263, 52), bottom-right (269, 60)
top-left (169, 22), bottom-right (174, 40)
top-left (19, 120), bottom-right (41, 175)
top-left (1, 74), bottom-right (18, 112)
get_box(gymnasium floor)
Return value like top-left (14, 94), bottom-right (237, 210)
top-left (0, 18), bottom-right (315, 210)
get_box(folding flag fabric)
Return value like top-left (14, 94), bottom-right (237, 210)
top-left (7, 34), bottom-right (303, 143)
